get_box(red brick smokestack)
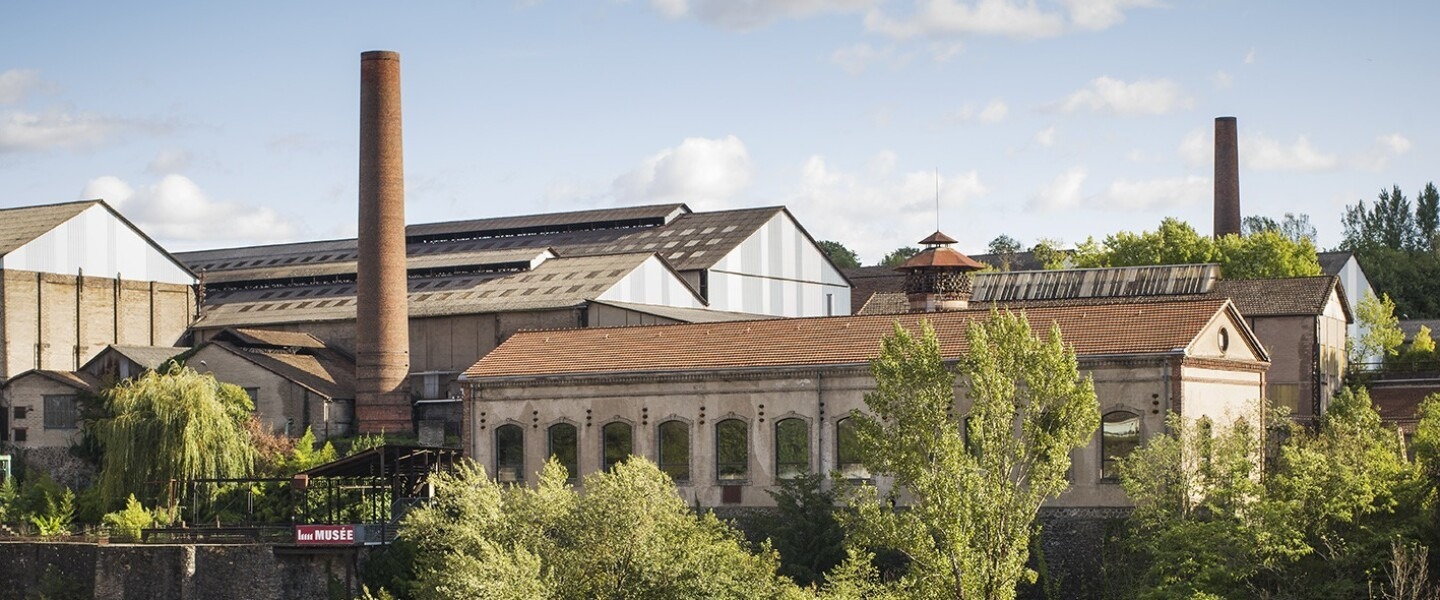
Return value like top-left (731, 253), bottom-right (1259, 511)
top-left (1214, 116), bottom-right (1241, 238)
top-left (356, 50), bottom-right (411, 433)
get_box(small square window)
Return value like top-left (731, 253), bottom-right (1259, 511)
top-left (13, 428), bottom-right (26, 443)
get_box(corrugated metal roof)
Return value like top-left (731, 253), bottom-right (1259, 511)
top-left (205, 340), bottom-right (355, 400)
top-left (101, 346), bottom-right (186, 370)
top-left (0, 200), bottom-right (99, 256)
top-left (465, 298), bottom-right (1241, 379)
top-left (193, 253), bottom-right (659, 329)
top-left (592, 300), bottom-right (774, 324)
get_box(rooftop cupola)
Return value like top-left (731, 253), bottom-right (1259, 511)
top-left (895, 231), bottom-right (986, 313)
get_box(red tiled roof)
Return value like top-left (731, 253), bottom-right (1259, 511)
top-left (897, 247), bottom-right (986, 271)
top-left (465, 298), bottom-right (1239, 380)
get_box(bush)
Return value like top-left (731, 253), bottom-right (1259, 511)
top-left (102, 494), bottom-right (153, 542)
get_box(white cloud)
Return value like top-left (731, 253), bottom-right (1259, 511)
top-left (862, 0), bottom-right (1157, 40)
top-left (1244, 48), bottom-right (1257, 64)
top-left (1352, 133), bottom-right (1413, 171)
top-left (651, 0), bottom-right (873, 29)
top-left (613, 135), bottom-right (753, 209)
top-left (0, 69), bottom-right (54, 105)
top-left (784, 152), bottom-right (986, 263)
top-left (147, 149), bottom-right (192, 174)
top-left (1180, 127), bottom-right (1341, 172)
top-left (831, 43), bottom-right (908, 74)
top-left (943, 98), bottom-right (1009, 125)
top-left (0, 109), bottom-right (156, 153)
top-left (928, 41), bottom-right (966, 62)
top-left (1244, 135), bottom-right (1338, 172)
top-left (81, 174), bottom-right (299, 248)
top-left (1055, 76), bottom-right (1193, 115)
top-left (1030, 166), bottom-right (1087, 211)
top-left (1034, 125), bottom-right (1058, 147)
top-left (1213, 70), bottom-right (1233, 89)
top-left (1097, 175), bottom-right (1210, 210)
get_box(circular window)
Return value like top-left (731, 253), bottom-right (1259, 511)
top-left (1218, 328), bottom-right (1230, 352)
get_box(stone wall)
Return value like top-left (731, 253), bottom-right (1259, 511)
top-left (0, 542), bottom-right (359, 600)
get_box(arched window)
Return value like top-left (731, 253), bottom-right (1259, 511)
top-left (495, 424), bottom-right (524, 483)
top-left (715, 419), bottom-right (748, 481)
top-left (835, 417), bottom-right (868, 480)
top-left (602, 421), bottom-right (633, 471)
top-left (1101, 411), bottom-right (1141, 481)
top-left (775, 418), bottom-right (809, 480)
top-left (548, 423), bottom-right (578, 481)
top-left (657, 420), bottom-right (690, 483)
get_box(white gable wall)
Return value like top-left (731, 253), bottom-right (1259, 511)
top-left (706, 212), bottom-right (850, 317)
top-left (1, 204), bottom-right (194, 285)
top-left (599, 256), bottom-right (706, 308)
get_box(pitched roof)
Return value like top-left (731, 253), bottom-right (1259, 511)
top-left (1211, 276), bottom-right (1349, 320)
top-left (897, 247), bottom-right (986, 270)
top-left (201, 340), bottom-right (355, 400)
top-left (843, 266), bottom-right (907, 314)
top-left (590, 300), bottom-right (773, 324)
top-left (465, 298), bottom-right (1248, 380)
top-left (1317, 251), bottom-right (1353, 276)
top-left (0, 200), bottom-right (99, 255)
top-left (858, 292), bottom-right (908, 315)
top-left (1401, 319), bottom-right (1440, 341)
top-left (177, 203), bottom-right (788, 276)
top-left (99, 346), bottom-right (186, 370)
top-left (2, 369), bottom-right (102, 393)
top-left (192, 253), bottom-right (669, 328)
top-left (219, 328), bottom-right (329, 349)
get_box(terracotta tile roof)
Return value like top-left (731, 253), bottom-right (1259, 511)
top-left (1211, 276), bottom-right (1347, 319)
top-left (843, 266), bottom-right (906, 314)
top-left (857, 292), bottom-right (908, 315)
top-left (465, 298), bottom-right (1237, 380)
top-left (897, 247), bottom-right (986, 270)
top-left (0, 200), bottom-right (98, 255)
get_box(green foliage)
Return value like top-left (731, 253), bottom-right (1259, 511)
top-left (1070, 217), bottom-right (1321, 279)
top-left (756, 473), bottom-right (847, 587)
top-left (844, 313), bottom-right (1099, 600)
top-left (1030, 238), bottom-right (1068, 270)
top-left (102, 494), bottom-right (154, 541)
top-left (283, 427), bottom-right (339, 473)
top-left (818, 240), bottom-right (861, 269)
top-left (0, 478), bottom-right (16, 525)
top-left (987, 234), bottom-right (1022, 270)
top-left (93, 366), bottom-right (257, 505)
top-left (878, 246), bottom-right (920, 268)
top-left (1341, 183), bottom-right (1440, 318)
top-left (1116, 388), bottom-right (1425, 599)
top-left (1351, 291), bottom-right (1406, 366)
top-left (29, 486), bottom-right (75, 538)
top-left (349, 431), bottom-right (387, 456)
top-left (400, 458), bottom-right (805, 600)
top-left (1242, 212), bottom-right (1317, 243)
top-left (1344, 185), bottom-right (1419, 251)
top-left (1414, 325), bottom-right (1437, 355)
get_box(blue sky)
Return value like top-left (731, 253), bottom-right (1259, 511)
top-left (2, 1), bottom-right (1435, 262)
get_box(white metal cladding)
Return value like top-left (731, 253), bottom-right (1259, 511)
top-left (1, 204), bottom-right (194, 285)
top-left (598, 255), bottom-right (707, 308)
top-left (705, 211), bottom-right (850, 317)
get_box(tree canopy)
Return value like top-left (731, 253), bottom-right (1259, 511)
top-left (93, 366), bottom-right (257, 505)
top-left (1071, 217), bottom-right (1321, 279)
top-left (843, 312), bottom-right (1099, 599)
top-left (817, 240), bottom-right (861, 269)
top-left (1340, 182), bottom-right (1440, 318)
top-left (878, 246), bottom-right (920, 267)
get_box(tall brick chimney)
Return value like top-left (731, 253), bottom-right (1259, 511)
top-left (1213, 116), bottom-right (1241, 238)
top-left (356, 50), bottom-right (412, 433)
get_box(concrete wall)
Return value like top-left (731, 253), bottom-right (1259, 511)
top-left (0, 542), bottom-right (359, 600)
top-left (0, 270), bottom-right (193, 379)
top-left (189, 345), bottom-right (350, 440)
top-left (3, 374), bottom-right (85, 450)
top-left (598, 256), bottom-right (706, 308)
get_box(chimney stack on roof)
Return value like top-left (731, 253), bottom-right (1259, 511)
top-left (1214, 116), bottom-right (1241, 238)
top-left (355, 50), bottom-right (412, 434)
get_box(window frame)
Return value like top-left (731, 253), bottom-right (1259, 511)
top-left (656, 420), bottom-right (691, 484)
top-left (602, 421), bottom-right (634, 472)
top-left (774, 417), bottom-right (810, 480)
top-left (835, 416), bottom-right (868, 480)
top-left (547, 422), bottom-right (579, 482)
top-left (714, 418), bottom-right (749, 482)
top-left (1100, 410), bottom-right (1142, 482)
top-left (494, 423), bottom-right (525, 483)
top-left (42, 395), bottom-right (79, 430)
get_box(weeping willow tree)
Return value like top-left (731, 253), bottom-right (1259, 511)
top-left (95, 366), bottom-right (257, 506)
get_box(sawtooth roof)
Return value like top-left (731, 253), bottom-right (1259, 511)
top-left (465, 298), bottom-right (1254, 380)
top-left (192, 252), bottom-right (673, 328)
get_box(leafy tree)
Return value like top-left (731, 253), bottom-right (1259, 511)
top-left (878, 247), bottom-right (920, 268)
top-left (844, 313), bottom-right (1099, 600)
top-left (1343, 185), bottom-right (1419, 251)
top-left (103, 494), bottom-right (155, 541)
top-left (988, 235), bottom-right (1022, 270)
top-left (1350, 291), bottom-right (1405, 367)
top-left (1414, 325), bottom-right (1437, 356)
top-left (1340, 183), bottom-right (1440, 318)
top-left (1243, 212), bottom-right (1317, 244)
top-left (93, 366), bottom-right (257, 506)
top-left (818, 240), bottom-right (861, 269)
top-left (754, 473), bottom-right (847, 587)
top-left (1071, 218), bottom-right (1320, 279)
top-left (1213, 230), bottom-right (1322, 279)
top-left (400, 458), bottom-right (805, 600)
top-left (1419, 183), bottom-right (1440, 251)
top-left (1030, 238), bottom-right (1068, 270)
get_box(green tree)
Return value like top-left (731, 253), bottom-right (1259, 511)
top-left (1419, 182), bottom-right (1440, 251)
top-left (755, 473), bottom-right (847, 587)
top-left (988, 234), bottom-right (1022, 270)
top-left (1030, 238), bottom-right (1068, 270)
top-left (1243, 213), bottom-right (1317, 244)
top-left (93, 366), bottom-right (257, 506)
top-left (400, 458), bottom-right (805, 600)
top-left (1343, 185), bottom-right (1418, 251)
top-left (1213, 230), bottom-right (1322, 279)
top-left (1350, 291), bottom-right (1405, 366)
top-left (1070, 218), bottom-right (1320, 279)
top-left (878, 246), bottom-right (920, 268)
top-left (844, 313), bottom-right (1099, 600)
top-left (818, 240), bottom-right (861, 269)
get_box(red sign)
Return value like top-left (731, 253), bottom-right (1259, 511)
top-left (295, 524), bottom-right (356, 545)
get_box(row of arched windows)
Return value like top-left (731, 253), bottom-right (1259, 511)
top-left (496, 410), bottom-right (1144, 484)
top-left (494, 417), bottom-right (868, 483)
